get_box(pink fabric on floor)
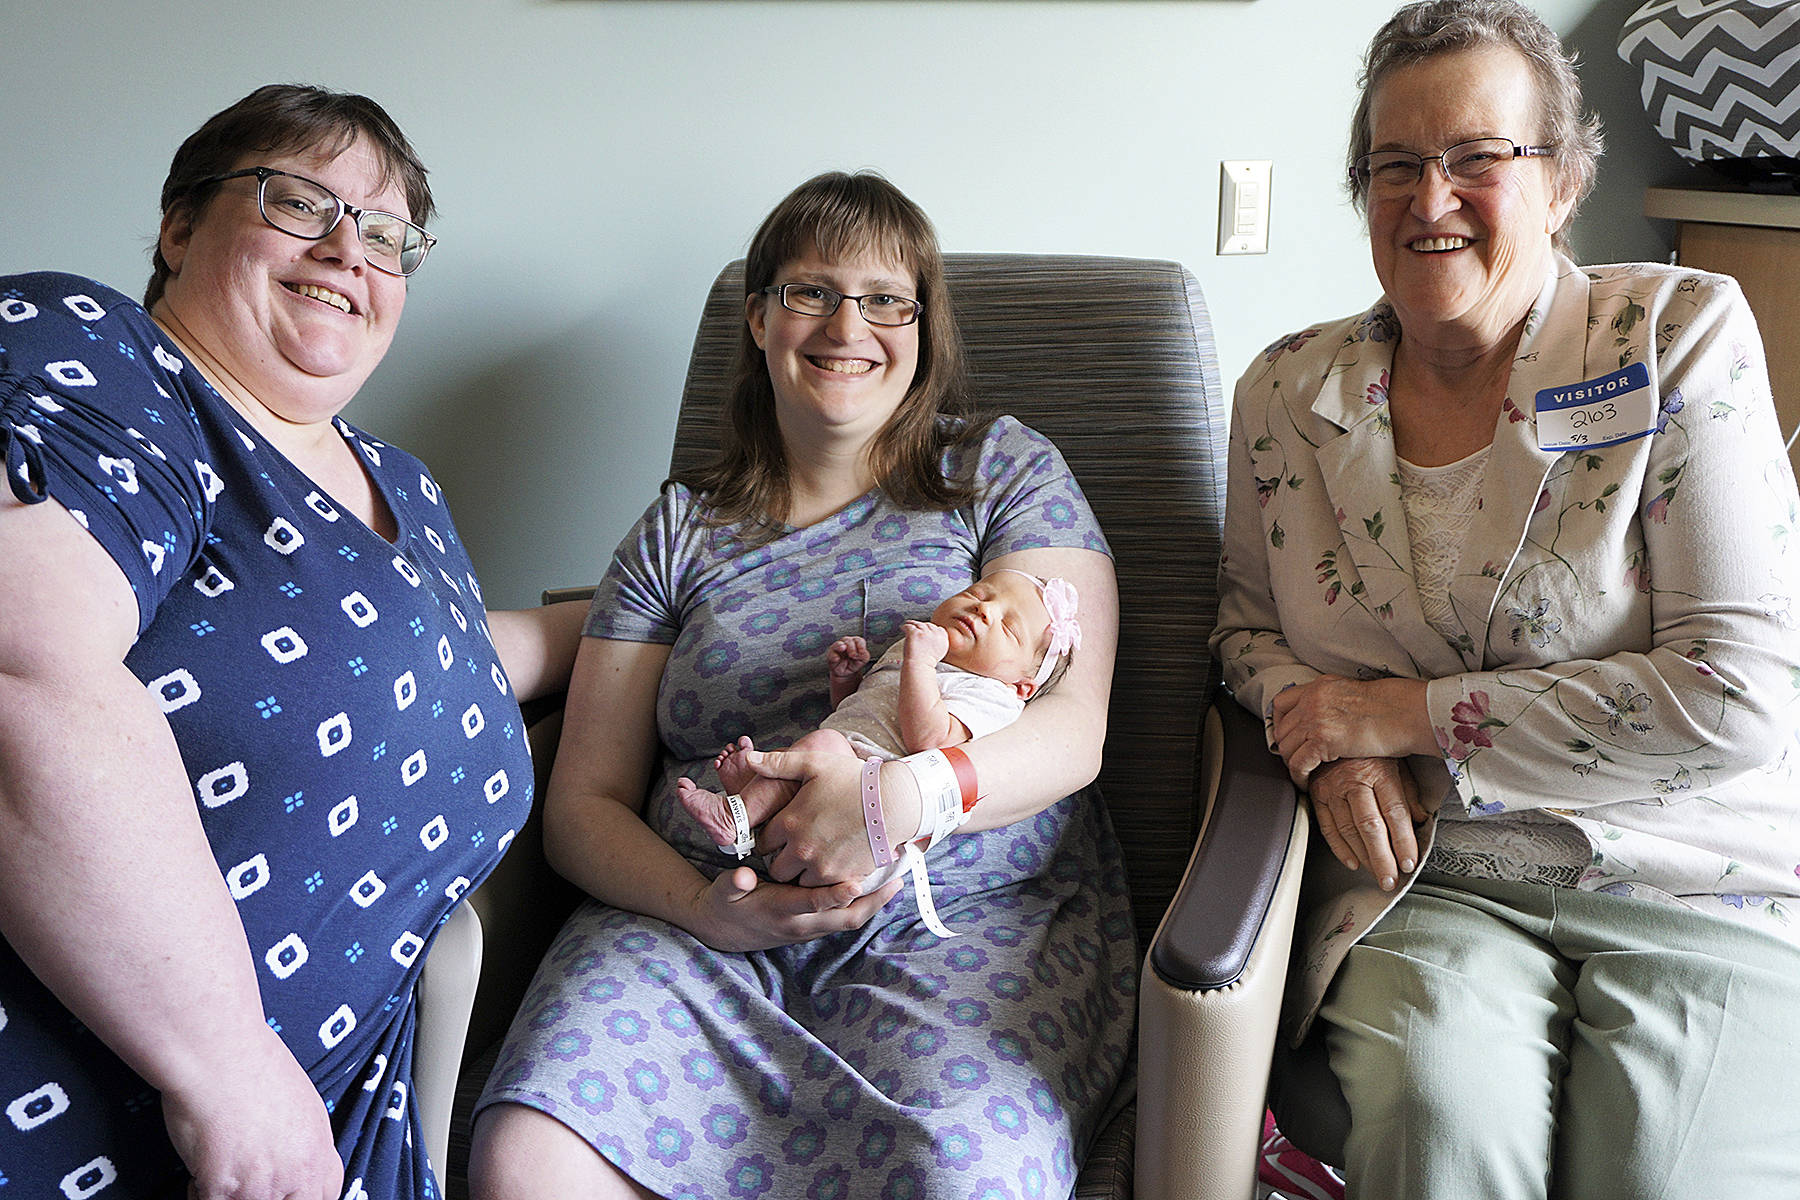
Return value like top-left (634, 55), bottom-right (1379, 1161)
top-left (1258, 1109), bottom-right (1345, 1200)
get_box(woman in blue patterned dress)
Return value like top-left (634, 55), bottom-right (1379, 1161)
top-left (470, 172), bottom-right (1135, 1200)
top-left (0, 86), bottom-right (583, 1198)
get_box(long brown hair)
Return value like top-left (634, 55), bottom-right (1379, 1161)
top-left (147, 84), bottom-right (434, 308)
top-left (680, 171), bottom-right (984, 535)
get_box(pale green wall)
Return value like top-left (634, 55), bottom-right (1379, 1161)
top-left (1, 0), bottom-right (1687, 609)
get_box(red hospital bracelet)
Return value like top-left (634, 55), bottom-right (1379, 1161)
top-left (861, 756), bottom-right (898, 867)
top-left (940, 745), bottom-right (980, 813)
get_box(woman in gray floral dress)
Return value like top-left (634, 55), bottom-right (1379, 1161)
top-left (469, 171), bottom-right (1132, 1200)
top-left (1215, 2), bottom-right (1800, 1197)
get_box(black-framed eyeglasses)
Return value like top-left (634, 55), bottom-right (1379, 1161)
top-left (760, 283), bottom-right (923, 327)
top-left (191, 166), bottom-right (437, 277)
top-left (1350, 138), bottom-right (1556, 193)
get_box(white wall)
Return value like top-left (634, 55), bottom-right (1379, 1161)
top-left (1, 0), bottom-right (1685, 609)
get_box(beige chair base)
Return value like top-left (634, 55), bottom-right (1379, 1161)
top-left (1135, 703), bottom-right (1308, 1200)
top-left (414, 899), bottom-right (482, 1182)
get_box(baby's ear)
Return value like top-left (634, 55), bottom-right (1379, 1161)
top-left (1013, 679), bottom-right (1037, 701)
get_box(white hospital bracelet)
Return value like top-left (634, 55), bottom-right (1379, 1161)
top-left (900, 843), bottom-right (957, 939)
top-left (724, 793), bottom-right (755, 860)
top-left (898, 749), bottom-right (968, 848)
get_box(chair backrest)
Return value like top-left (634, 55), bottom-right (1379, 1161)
top-left (670, 254), bottom-right (1230, 947)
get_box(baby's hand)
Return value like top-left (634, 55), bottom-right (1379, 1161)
top-left (902, 620), bottom-right (950, 665)
top-left (827, 636), bottom-right (871, 680)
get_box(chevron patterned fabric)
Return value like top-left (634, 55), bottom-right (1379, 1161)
top-left (1618, 0), bottom-right (1800, 171)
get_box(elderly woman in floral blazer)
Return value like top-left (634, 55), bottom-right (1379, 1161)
top-left (1212, 2), bottom-right (1800, 1197)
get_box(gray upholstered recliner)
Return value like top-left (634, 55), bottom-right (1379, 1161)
top-left (413, 252), bottom-right (1317, 1199)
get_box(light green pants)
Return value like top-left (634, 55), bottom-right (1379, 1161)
top-left (1319, 873), bottom-right (1800, 1200)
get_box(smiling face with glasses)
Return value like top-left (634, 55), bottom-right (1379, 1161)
top-left (154, 141), bottom-right (421, 418)
top-left (1363, 44), bottom-right (1576, 350)
top-left (192, 165), bottom-right (436, 277)
top-left (748, 250), bottom-right (923, 440)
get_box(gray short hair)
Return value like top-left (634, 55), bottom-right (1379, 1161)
top-left (1347, 0), bottom-right (1603, 253)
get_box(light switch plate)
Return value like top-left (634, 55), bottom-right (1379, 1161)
top-left (1218, 160), bottom-right (1272, 255)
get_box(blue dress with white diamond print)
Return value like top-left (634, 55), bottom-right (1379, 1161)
top-left (0, 273), bottom-right (532, 1198)
top-left (475, 416), bottom-right (1137, 1200)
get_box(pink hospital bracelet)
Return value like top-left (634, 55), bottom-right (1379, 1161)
top-left (862, 757), bottom-right (898, 867)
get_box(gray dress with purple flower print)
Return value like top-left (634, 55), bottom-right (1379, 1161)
top-left (475, 417), bottom-right (1135, 1200)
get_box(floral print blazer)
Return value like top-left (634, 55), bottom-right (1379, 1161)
top-left (1211, 256), bottom-right (1800, 1038)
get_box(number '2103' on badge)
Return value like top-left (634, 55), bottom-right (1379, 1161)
top-left (1534, 362), bottom-right (1657, 451)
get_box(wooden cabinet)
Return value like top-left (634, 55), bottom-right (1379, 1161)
top-left (1644, 186), bottom-right (1800, 473)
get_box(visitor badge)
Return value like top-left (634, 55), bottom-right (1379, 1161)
top-left (1533, 363), bottom-right (1656, 451)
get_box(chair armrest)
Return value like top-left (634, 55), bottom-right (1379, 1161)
top-left (414, 898), bottom-right (483, 1181)
top-left (1149, 698), bottom-right (1300, 990)
top-left (541, 585), bottom-right (597, 607)
top-left (1135, 697), bottom-right (1308, 1200)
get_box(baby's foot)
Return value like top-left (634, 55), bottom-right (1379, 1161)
top-left (710, 735), bottom-right (751, 773)
top-left (676, 776), bottom-right (753, 857)
top-left (713, 735), bottom-right (759, 795)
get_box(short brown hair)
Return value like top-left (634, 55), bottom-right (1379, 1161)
top-left (146, 84), bottom-right (433, 307)
top-left (681, 170), bottom-right (983, 536)
top-left (1347, 0), bottom-right (1603, 253)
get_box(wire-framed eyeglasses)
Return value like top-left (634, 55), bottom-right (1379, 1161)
top-left (191, 166), bottom-right (437, 277)
top-left (1351, 138), bottom-right (1556, 193)
top-left (760, 283), bottom-right (923, 327)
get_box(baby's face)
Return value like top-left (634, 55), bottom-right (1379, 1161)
top-left (930, 571), bottom-right (1050, 688)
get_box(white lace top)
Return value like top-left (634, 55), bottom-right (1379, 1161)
top-left (1397, 448), bottom-right (1489, 641)
top-left (1398, 447), bottom-right (1591, 887)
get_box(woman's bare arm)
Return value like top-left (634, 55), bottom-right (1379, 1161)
top-left (486, 600), bottom-right (588, 703)
top-left (945, 546), bottom-right (1116, 829)
top-left (0, 495), bottom-right (341, 1199)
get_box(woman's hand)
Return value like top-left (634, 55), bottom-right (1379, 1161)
top-left (740, 747), bottom-right (924, 887)
top-left (687, 865), bottom-right (902, 953)
top-left (161, 1027), bottom-right (342, 1200)
top-left (1269, 674), bottom-right (1434, 786)
top-left (1307, 756), bottom-right (1430, 892)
